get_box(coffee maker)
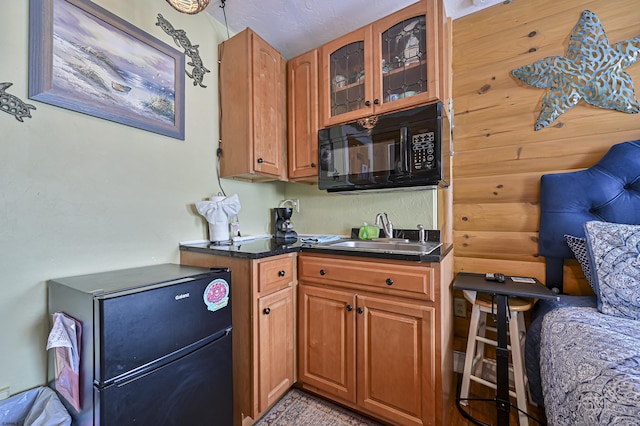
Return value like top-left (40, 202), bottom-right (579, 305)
top-left (273, 207), bottom-right (298, 242)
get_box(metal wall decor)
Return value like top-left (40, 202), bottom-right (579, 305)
top-left (0, 82), bottom-right (36, 122)
top-left (156, 14), bottom-right (210, 88)
top-left (512, 10), bottom-right (640, 130)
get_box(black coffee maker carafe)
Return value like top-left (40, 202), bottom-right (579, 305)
top-left (273, 207), bottom-right (298, 242)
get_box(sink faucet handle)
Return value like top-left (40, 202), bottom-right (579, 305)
top-left (417, 224), bottom-right (426, 243)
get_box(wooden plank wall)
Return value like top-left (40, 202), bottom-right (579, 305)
top-left (450, 0), bottom-right (640, 348)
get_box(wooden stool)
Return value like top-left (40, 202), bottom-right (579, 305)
top-left (460, 291), bottom-right (534, 426)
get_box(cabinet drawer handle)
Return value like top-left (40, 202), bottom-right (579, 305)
top-left (356, 307), bottom-right (364, 314)
top-left (373, 98), bottom-right (380, 105)
top-left (346, 304), bottom-right (353, 311)
top-left (386, 278), bottom-right (394, 286)
top-left (257, 158), bottom-right (264, 164)
top-left (364, 100), bottom-right (371, 107)
top-left (263, 308), bottom-right (271, 315)
top-left (278, 270), bottom-right (286, 277)
top-left (319, 269), bottom-right (326, 276)
top-left (311, 163), bottom-right (316, 168)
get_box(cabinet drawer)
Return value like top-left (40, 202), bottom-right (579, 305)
top-left (299, 255), bottom-right (434, 301)
top-left (258, 255), bottom-right (295, 294)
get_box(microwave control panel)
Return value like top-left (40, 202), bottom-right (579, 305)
top-left (411, 132), bottom-right (436, 171)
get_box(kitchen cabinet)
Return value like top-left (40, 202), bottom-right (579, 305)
top-left (318, 0), bottom-right (441, 127)
top-left (287, 49), bottom-right (319, 183)
top-left (297, 252), bottom-right (454, 426)
top-left (180, 251), bottom-right (296, 425)
top-left (319, 0), bottom-right (443, 127)
top-left (218, 28), bottom-right (287, 181)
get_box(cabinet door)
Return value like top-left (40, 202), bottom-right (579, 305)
top-left (258, 287), bottom-right (294, 413)
top-left (372, 1), bottom-right (439, 115)
top-left (252, 32), bottom-right (284, 178)
top-left (298, 284), bottom-right (357, 403)
top-left (319, 27), bottom-right (373, 127)
top-left (287, 49), bottom-right (319, 181)
top-left (357, 295), bottom-right (436, 426)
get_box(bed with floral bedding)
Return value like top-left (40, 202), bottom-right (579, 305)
top-left (527, 141), bottom-right (640, 426)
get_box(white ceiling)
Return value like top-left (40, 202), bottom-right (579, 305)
top-left (205, 0), bottom-right (504, 59)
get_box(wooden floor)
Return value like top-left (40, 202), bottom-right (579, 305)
top-left (448, 373), bottom-right (547, 426)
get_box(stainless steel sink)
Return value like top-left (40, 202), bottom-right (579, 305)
top-left (313, 239), bottom-right (442, 255)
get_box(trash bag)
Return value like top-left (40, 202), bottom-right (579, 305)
top-left (0, 386), bottom-right (71, 426)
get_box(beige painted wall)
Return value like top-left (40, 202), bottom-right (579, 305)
top-left (284, 183), bottom-right (439, 236)
top-left (0, 0), bottom-right (285, 395)
top-left (1, 0), bottom-right (440, 396)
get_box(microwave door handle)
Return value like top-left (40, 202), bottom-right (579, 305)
top-left (399, 127), bottom-right (410, 173)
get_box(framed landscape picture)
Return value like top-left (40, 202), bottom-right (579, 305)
top-left (29, 0), bottom-right (186, 140)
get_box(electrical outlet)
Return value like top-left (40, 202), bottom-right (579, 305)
top-left (454, 297), bottom-right (467, 318)
top-left (0, 386), bottom-right (10, 400)
top-left (294, 199), bottom-right (300, 213)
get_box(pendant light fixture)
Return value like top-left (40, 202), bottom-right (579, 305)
top-left (166, 0), bottom-right (211, 14)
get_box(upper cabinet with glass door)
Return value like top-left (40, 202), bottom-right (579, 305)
top-left (319, 0), bottom-right (442, 127)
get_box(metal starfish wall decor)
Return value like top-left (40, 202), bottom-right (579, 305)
top-left (0, 82), bottom-right (36, 122)
top-left (156, 14), bottom-right (210, 88)
top-left (512, 10), bottom-right (640, 130)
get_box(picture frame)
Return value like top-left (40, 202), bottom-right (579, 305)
top-left (29, 0), bottom-right (186, 140)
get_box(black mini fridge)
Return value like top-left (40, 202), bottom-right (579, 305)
top-left (48, 263), bottom-right (233, 426)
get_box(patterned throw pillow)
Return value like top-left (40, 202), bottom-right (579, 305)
top-left (565, 234), bottom-right (594, 290)
top-left (584, 221), bottom-right (640, 320)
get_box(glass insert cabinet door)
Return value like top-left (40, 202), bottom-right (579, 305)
top-left (379, 15), bottom-right (427, 106)
top-left (329, 41), bottom-right (366, 117)
top-left (320, 1), bottom-right (438, 126)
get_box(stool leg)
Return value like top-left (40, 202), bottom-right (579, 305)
top-left (509, 312), bottom-right (529, 426)
top-left (474, 310), bottom-right (488, 378)
top-left (460, 303), bottom-right (481, 405)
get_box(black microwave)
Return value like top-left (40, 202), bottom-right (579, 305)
top-left (318, 102), bottom-right (449, 193)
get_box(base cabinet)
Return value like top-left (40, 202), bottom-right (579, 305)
top-left (297, 252), bottom-right (453, 426)
top-left (180, 251), bottom-right (296, 426)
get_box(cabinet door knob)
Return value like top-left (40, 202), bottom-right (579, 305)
top-left (319, 269), bottom-right (326, 276)
top-left (263, 308), bottom-right (271, 315)
top-left (346, 304), bottom-right (353, 311)
top-left (278, 270), bottom-right (286, 277)
top-left (364, 100), bottom-right (371, 107)
top-left (311, 163), bottom-right (316, 168)
top-left (386, 278), bottom-right (394, 286)
top-left (257, 158), bottom-right (264, 163)
top-left (373, 98), bottom-right (380, 105)
top-left (356, 307), bottom-right (364, 314)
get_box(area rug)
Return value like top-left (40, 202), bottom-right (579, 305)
top-left (254, 389), bottom-right (384, 426)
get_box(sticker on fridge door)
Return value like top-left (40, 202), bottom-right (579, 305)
top-left (203, 279), bottom-right (229, 312)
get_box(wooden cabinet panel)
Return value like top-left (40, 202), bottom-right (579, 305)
top-left (252, 40), bottom-right (284, 177)
top-left (319, 27), bottom-right (373, 126)
top-left (287, 49), bottom-right (319, 182)
top-left (298, 284), bottom-right (357, 403)
top-left (318, 0), bottom-right (445, 127)
top-left (371, 0), bottom-right (439, 115)
top-left (297, 252), bottom-right (452, 425)
top-left (298, 254), bottom-right (435, 300)
top-left (219, 28), bottom-right (286, 181)
top-left (258, 287), bottom-right (294, 412)
top-left (258, 256), bottom-right (294, 294)
top-left (357, 295), bottom-right (435, 426)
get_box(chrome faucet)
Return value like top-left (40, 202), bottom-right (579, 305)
top-left (417, 224), bottom-right (426, 243)
top-left (375, 213), bottom-right (393, 238)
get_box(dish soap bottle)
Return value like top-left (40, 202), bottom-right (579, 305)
top-left (358, 222), bottom-right (379, 240)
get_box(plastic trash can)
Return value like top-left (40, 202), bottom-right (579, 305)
top-left (0, 386), bottom-right (71, 426)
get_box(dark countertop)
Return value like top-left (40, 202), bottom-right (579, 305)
top-left (179, 238), bottom-right (303, 260)
top-left (179, 237), bottom-right (452, 263)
